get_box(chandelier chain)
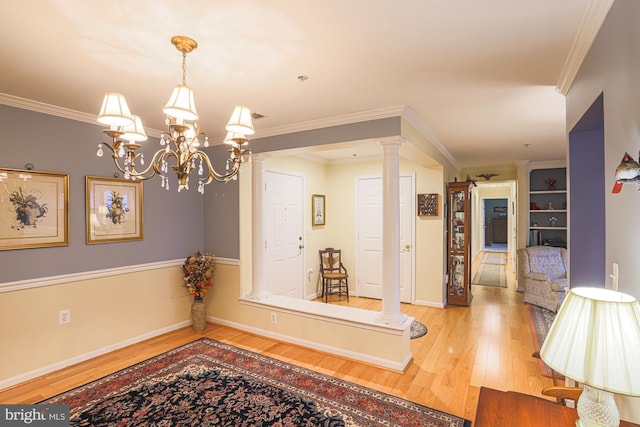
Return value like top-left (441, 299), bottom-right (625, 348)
top-left (181, 51), bottom-right (187, 86)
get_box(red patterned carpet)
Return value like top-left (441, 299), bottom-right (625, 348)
top-left (42, 338), bottom-right (470, 426)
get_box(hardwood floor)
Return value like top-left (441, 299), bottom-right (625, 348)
top-left (0, 251), bottom-right (553, 423)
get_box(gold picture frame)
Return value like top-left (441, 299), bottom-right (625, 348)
top-left (0, 168), bottom-right (69, 250)
top-left (86, 176), bottom-right (143, 244)
top-left (312, 194), bottom-right (325, 226)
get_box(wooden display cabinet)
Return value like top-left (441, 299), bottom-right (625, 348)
top-left (447, 181), bottom-right (473, 306)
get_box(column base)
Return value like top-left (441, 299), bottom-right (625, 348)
top-left (375, 312), bottom-right (408, 327)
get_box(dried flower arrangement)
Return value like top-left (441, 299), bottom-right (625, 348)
top-left (182, 250), bottom-right (215, 300)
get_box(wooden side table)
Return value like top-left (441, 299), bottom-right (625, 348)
top-left (474, 387), bottom-right (639, 427)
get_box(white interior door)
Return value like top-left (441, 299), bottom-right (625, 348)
top-left (265, 170), bottom-right (305, 298)
top-left (356, 175), bottom-right (414, 302)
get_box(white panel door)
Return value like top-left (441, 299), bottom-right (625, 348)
top-left (356, 175), bottom-right (414, 302)
top-left (265, 171), bottom-right (305, 298)
top-left (356, 177), bottom-right (383, 299)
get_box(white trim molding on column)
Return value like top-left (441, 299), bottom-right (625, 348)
top-left (376, 137), bottom-right (408, 327)
top-left (249, 153), bottom-right (272, 300)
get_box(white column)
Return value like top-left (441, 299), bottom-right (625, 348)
top-left (377, 138), bottom-right (407, 326)
top-left (249, 154), bottom-right (270, 299)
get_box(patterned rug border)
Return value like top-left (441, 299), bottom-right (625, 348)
top-left (526, 304), bottom-right (561, 379)
top-left (41, 337), bottom-right (470, 427)
top-left (410, 320), bottom-right (428, 339)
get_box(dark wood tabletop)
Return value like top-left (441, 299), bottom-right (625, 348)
top-left (474, 387), bottom-right (639, 427)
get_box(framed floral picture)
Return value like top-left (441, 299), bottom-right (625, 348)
top-left (0, 168), bottom-right (69, 250)
top-left (417, 193), bottom-right (438, 216)
top-left (86, 176), bottom-right (143, 244)
top-left (312, 194), bottom-right (325, 226)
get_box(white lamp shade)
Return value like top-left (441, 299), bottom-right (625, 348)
top-left (163, 85), bottom-right (199, 121)
top-left (121, 115), bottom-right (148, 143)
top-left (97, 93), bottom-right (134, 127)
top-left (540, 287), bottom-right (640, 396)
top-left (225, 106), bottom-right (255, 135)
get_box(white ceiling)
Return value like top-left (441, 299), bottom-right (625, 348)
top-left (0, 0), bottom-right (603, 168)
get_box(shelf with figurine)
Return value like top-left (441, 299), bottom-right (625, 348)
top-left (528, 166), bottom-right (567, 247)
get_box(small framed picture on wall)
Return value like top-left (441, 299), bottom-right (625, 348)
top-left (417, 193), bottom-right (438, 216)
top-left (86, 176), bottom-right (144, 244)
top-left (312, 194), bottom-right (325, 226)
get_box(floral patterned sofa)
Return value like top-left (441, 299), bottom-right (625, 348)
top-left (517, 246), bottom-right (568, 312)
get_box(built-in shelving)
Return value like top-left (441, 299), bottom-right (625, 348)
top-left (528, 167), bottom-right (567, 248)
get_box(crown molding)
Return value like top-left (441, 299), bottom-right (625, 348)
top-left (0, 92), bottom-right (95, 124)
top-left (0, 93), bottom-right (165, 137)
top-left (254, 105), bottom-right (405, 139)
top-left (556, 0), bottom-right (615, 95)
top-left (0, 92), bottom-right (401, 140)
top-left (400, 106), bottom-right (460, 170)
top-left (0, 93), bottom-right (457, 169)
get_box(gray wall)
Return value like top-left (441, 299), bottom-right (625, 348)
top-left (0, 105), bottom-right (204, 282)
top-left (1, 106), bottom-right (402, 275)
top-left (569, 101), bottom-right (605, 287)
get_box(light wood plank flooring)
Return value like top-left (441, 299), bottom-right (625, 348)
top-left (0, 252), bottom-right (552, 423)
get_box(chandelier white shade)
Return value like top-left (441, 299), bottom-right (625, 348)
top-left (226, 105), bottom-right (255, 135)
top-left (97, 93), bottom-right (133, 127)
top-left (540, 286), bottom-right (640, 426)
top-left (163, 85), bottom-right (198, 121)
top-left (95, 36), bottom-right (254, 193)
top-left (121, 115), bottom-right (147, 143)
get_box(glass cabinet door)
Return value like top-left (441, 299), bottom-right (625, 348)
top-left (447, 182), bottom-right (472, 306)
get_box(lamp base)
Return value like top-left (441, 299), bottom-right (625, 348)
top-left (575, 385), bottom-right (620, 427)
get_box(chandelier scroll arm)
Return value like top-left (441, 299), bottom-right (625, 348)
top-left (186, 148), bottom-right (243, 184)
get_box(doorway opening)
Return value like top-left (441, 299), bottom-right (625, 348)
top-left (471, 180), bottom-right (517, 274)
top-left (483, 198), bottom-right (508, 251)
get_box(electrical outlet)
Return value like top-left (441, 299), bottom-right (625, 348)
top-left (270, 312), bottom-right (277, 323)
top-left (58, 309), bottom-right (71, 324)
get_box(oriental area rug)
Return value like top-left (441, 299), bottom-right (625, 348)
top-left (527, 303), bottom-right (560, 378)
top-left (41, 338), bottom-right (470, 427)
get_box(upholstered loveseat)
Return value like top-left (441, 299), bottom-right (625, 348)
top-left (517, 246), bottom-right (568, 312)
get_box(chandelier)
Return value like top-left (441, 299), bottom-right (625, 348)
top-left (95, 35), bottom-right (254, 193)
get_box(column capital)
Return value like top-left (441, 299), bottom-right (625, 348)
top-left (250, 153), bottom-right (270, 164)
top-left (377, 136), bottom-right (405, 148)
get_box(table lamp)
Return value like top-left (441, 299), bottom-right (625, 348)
top-left (540, 287), bottom-right (640, 426)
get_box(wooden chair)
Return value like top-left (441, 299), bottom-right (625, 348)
top-left (532, 351), bottom-right (583, 406)
top-left (319, 248), bottom-right (349, 303)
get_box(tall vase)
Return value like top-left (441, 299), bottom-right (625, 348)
top-left (191, 298), bottom-right (207, 332)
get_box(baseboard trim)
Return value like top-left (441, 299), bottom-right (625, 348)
top-left (0, 321), bottom-right (191, 391)
top-left (209, 315), bottom-right (410, 373)
top-left (414, 299), bottom-right (445, 309)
